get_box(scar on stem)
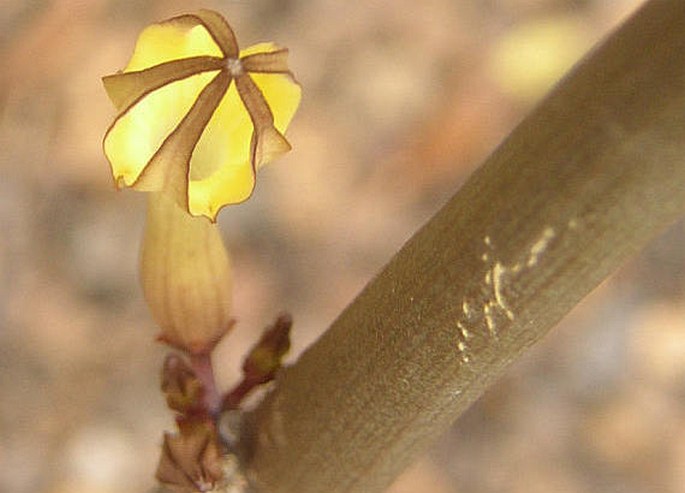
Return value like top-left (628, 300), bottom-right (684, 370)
top-left (462, 300), bottom-right (471, 318)
top-left (527, 227), bottom-right (555, 267)
top-left (457, 321), bottom-right (471, 339)
top-left (492, 262), bottom-right (515, 320)
top-left (456, 340), bottom-right (470, 363)
top-left (483, 302), bottom-right (497, 337)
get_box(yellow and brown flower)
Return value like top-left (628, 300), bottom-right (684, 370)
top-left (103, 9), bottom-right (301, 221)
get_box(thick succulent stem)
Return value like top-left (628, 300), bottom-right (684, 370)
top-left (245, 1), bottom-right (685, 492)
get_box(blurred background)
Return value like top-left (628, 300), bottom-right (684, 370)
top-left (2, 0), bottom-right (685, 492)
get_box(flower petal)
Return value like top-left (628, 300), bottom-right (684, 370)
top-left (188, 154), bottom-right (256, 220)
top-left (124, 14), bottom-right (224, 73)
top-left (235, 72), bottom-right (291, 168)
top-left (103, 71), bottom-right (220, 189)
top-left (249, 70), bottom-right (301, 147)
top-left (185, 71), bottom-right (296, 221)
top-left (102, 56), bottom-right (223, 112)
top-left (186, 78), bottom-right (255, 219)
top-left (185, 45), bottom-right (301, 219)
top-left (133, 71), bottom-right (231, 211)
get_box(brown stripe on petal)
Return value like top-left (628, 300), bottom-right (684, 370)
top-left (241, 48), bottom-right (291, 74)
top-left (234, 73), bottom-right (274, 126)
top-left (102, 56), bottom-right (224, 111)
top-left (235, 73), bottom-right (292, 169)
top-left (133, 70), bottom-right (231, 212)
top-left (191, 10), bottom-right (239, 59)
top-left (159, 13), bottom-right (208, 30)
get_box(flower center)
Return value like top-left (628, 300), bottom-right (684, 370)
top-left (226, 58), bottom-right (244, 77)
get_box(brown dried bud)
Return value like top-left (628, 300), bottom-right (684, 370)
top-left (223, 314), bottom-right (292, 410)
top-left (242, 313), bottom-right (292, 384)
top-left (161, 354), bottom-right (205, 416)
top-left (156, 421), bottom-right (224, 492)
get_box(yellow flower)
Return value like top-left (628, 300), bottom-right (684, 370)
top-left (102, 9), bottom-right (301, 221)
top-left (102, 11), bottom-right (301, 354)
